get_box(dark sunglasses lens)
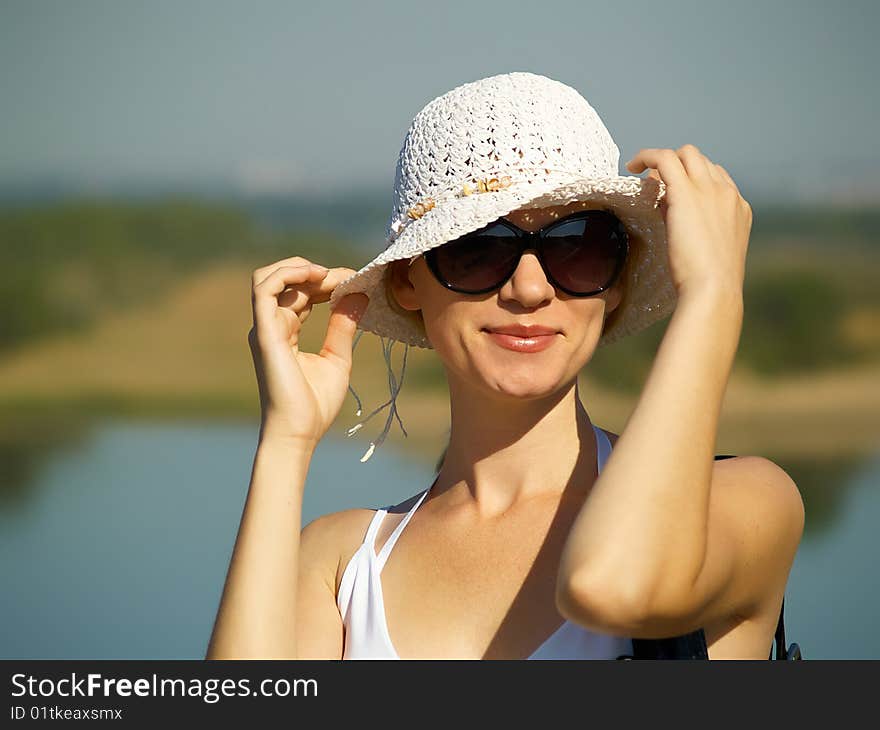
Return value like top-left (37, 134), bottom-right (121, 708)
top-left (542, 213), bottom-right (626, 292)
top-left (432, 225), bottom-right (520, 291)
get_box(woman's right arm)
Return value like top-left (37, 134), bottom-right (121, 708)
top-left (205, 257), bottom-right (369, 659)
top-left (206, 434), bottom-right (314, 659)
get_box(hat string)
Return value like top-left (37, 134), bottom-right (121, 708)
top-left (345, 333), bottom-right (410, 463)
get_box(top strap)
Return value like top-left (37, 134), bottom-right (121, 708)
top-left (375, 487), bottom-right (432, 571)
top-left (363, 507), bottom-right (388, 549)
top-left (594, 424), bottom-right (611, 473)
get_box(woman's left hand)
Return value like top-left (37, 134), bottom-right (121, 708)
top-left (625, 145), bottom-right (752, 300)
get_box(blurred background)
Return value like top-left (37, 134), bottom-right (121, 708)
top-left (1, 0), bottom-right (878, 659)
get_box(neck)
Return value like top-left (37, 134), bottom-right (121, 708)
top-left (436, 376), bottom-right (600, 516)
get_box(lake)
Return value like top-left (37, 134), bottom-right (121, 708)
top-left (0, 417), bottom-right (877, 659)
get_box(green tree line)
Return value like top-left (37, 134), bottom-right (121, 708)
top-left (1, 198), bottom-right (878, 394)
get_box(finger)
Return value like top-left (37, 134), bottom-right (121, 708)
top-left (714, 163), bottom-right (742, 196)
top-left (676, 144), bottom-right (716, 187)
top-left (252, 256), bottom-right (323, 287)
top-left (625, 148), bottom-right (691, 200)
top-left (704, 160), bottom-right (724, 185)
top-left (297, 302), bottom-right (314, 324)
top-left (706, 165), bottom-right (724, 185)
top-left (255, 261), bottom-right (327, 291)
top-left (252, 264), bottom-right (327, 309)
top-left (275, 266), bottom-right (359, 312)
top-left (278, 300), bottom-right (316, 336)
top-left (319, 293), bottom-right (370, 371)
top-left (252, 265), bottom-right (329, 334)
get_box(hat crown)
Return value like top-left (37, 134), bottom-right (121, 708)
top-left (387, 72), bottom-right (621, 241)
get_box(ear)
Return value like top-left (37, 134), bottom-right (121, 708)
top-left (598, 272), bottom-right (629, 341)
top-left (386, 258), bottom-right (422, 313)
top-left (604, 278), bottom-right (624, 315)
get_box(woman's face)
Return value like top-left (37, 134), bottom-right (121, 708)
top-left (387, 200), bottom-right (625, 399)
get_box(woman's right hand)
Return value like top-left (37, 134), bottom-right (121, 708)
top-left (248, 256), bottom-right (369, 448)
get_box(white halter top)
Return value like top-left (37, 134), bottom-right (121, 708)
top-left (336, 423), bottom-right (633, 659)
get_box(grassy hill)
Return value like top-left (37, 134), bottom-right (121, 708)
top-left (0, 196), bottom-right (878, 461)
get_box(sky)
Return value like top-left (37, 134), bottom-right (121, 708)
top-left (1, 0), bottom-right (878, 204)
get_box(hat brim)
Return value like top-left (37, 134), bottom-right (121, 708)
top-left (329, 173), bottom-right (676, 349)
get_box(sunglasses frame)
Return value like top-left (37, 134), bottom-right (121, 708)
top-left (417, 209), bottom-right (630, 298)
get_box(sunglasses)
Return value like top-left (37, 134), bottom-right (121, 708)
top-left (415, 209), bottom-right (629, 297)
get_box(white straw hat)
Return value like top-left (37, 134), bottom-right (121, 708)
top-left (329, 71), bottom-right (675, 462)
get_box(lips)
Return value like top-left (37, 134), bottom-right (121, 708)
top-left (482, 324), bottom-right (560, 353)
top-left (483, 324), bottom-right (560, 337)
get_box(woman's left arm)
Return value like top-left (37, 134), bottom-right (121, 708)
top-left (556, 145), bottom-right (805, 639)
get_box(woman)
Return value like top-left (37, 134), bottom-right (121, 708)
top-left (207, 72), bottom-right (804, 660)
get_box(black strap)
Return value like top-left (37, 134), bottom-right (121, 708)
top-left (770, 595), bottom-right (802, 659)
top-left (628, 628), bottom-right (709, 659)
top-left (771, 596), bottom-right (784, 659)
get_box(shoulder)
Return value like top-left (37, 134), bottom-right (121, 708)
top-left (713, 455), bottom-right (805, 542)
top-left (710, 455), bottom-right (805, 533)
top-left (684, 450), bottom-right (805, 573)
top-left (708, 454), bottom-right (805, 617)
top-left (299, 506), bottom-right (380, 595)
top-left (300, 488), bottom-right (428, 596)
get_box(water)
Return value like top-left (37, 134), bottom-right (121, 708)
top-left (0, 418), bottom-right (877, 659)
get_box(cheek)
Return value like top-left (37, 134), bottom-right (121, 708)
top-left (420, 300), bottom-right (475, 359)
top-left (412, 269), bottom-right (485, 344)
top-left (419, 299), bottom-right (510, 382)
top-left (570, 303), bottom-right (611, 355)
top-left (541, 303), bottom-right (608, 374)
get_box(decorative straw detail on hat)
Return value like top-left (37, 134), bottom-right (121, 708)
top-left (391, 167), bottom-right (569, 241)
top-left (406, 197), bottom-right (435, 220)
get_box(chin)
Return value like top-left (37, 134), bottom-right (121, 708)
top-left (492, 381), bottom-right (561, 400)
top-left (480, 364), bottom-right (570, 400)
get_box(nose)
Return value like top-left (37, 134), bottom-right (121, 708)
top-left (496, 248), bottom-right (556, 308)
